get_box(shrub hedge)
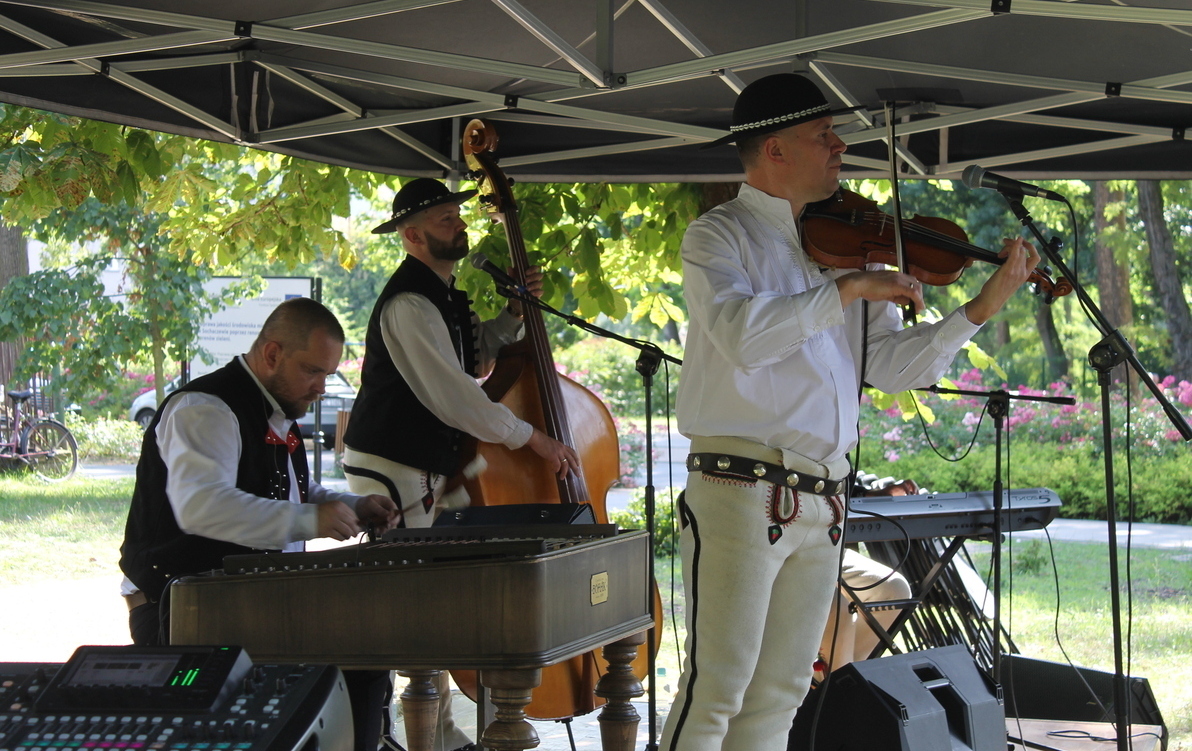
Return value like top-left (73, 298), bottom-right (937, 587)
top-left (855, 370), bottom-right (1192, 524)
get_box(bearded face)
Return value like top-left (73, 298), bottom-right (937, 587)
top-left (425, 228), bottom-right (469, 261)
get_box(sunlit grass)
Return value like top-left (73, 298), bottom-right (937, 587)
top-left (968, 538), bottom-right (1192, 749)
top-left (0, 476), bottom-right (132, 581)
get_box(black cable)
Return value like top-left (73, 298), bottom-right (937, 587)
top-left (1004, 400), bottom-right (1020, 741)
top-left (911, 390), bottom-right (990, 463)
top-left (1041, 525), bottom-right (1112, 720)
top-left (808, 295), bottom-right (874, 751)
top-left (158, 574), bottom-right (187, 644)
top-left (1124, 375), bottom-right (1136, 722)
top-left (846, 298), bottom-right (914, 584)
top-left (661, 356), bottom-right (683, 681)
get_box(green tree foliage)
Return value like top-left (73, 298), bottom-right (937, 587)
top-left (34, 199), bottom-right (258, 403)
top-left (0, 257), bottom-right (136, 398)
top-left (4, 101), bottom-right (1190, 431)
top-left (0, 105), bottom-right (387, 266)
top-left (462, 181), bottom-right (700, 326)
top-left (0, 105), bottom-right (385, 400)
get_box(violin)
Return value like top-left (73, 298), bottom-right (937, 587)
top-left (803, 189), bottom-right (1072, 302)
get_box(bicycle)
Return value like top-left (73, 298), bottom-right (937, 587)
top-left (0, 388), bottom-right (79, 481)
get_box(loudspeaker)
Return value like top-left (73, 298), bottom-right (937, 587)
top-left (999, 655), bottom-right (1166, 744)
top-left (433, 502), bottom-right (598, 526)
top-left (789, 645), bottom-right (1004, 751)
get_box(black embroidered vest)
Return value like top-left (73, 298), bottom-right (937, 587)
top-left (343, 256), bottom-right (479, 475)
top-left (119, 360), bottom-right (309, 600)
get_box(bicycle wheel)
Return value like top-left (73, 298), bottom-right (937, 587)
top-left (19, 419), bottom-right (79, 481)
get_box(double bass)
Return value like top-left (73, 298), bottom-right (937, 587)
top-left (450, 119), bottom-right (661, 720)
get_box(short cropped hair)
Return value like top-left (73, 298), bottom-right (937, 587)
top-left (252, 297), bottom-right (345, 353)
top-left (736, 131), bottom-right (770, 170)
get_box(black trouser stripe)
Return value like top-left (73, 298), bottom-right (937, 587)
top-left (667, 491), bottom-right (700, 751)
top-left (342, 464), bottom-right (406, 528)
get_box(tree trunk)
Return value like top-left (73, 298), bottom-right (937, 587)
top-left (994, 320), bottom-right (1010, 349)
top-left (0, 223), bottom-right (29, 387)
top-left (1035, 302), bottom-right (1068, 382)
top-left (1137, 180), bottom-right (1192, 382)
top-left (699, 183), bottom-right (739, 215)
top-left (1093, 181), bottom-right (1135, 387)
top-left (660, 318), bottom-right (681, 345)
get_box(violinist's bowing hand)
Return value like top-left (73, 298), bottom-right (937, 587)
top-left (835, 270), bottom-right (925, 313)
top-left (963, 237), bottom-right (1040, 325)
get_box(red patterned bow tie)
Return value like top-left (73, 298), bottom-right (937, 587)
top-left (265, 428), bottom-right (301, 454)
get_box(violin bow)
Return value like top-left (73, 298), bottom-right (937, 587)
top-left (884, 100), bottom-right (917, 326)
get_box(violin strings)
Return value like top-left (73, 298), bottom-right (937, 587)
top-left (858, 211), bottom-right (1001, 264)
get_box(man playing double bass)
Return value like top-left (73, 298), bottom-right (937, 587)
top-left (341, 177), bottom-right (579, 751)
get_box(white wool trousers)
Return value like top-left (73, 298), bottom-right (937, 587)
top-left (661, 470), bottom-right (844, 751)
top-left (342, 447), bottom-right (471, 751)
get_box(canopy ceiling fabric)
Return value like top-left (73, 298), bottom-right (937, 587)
top-left (0, 0), bottom-right (1190, 183)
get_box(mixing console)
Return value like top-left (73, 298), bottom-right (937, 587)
top-left (0, 647), bottom-right (349, 751)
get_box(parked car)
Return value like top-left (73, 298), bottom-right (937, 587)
top-left (128, 372), bottom-right (356, 449)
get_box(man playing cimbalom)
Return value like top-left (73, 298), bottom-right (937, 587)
top-left (119, 297), bottom-right (399, 751)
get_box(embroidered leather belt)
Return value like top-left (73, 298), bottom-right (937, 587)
top-left (686, 453), bottom-right (846, 496)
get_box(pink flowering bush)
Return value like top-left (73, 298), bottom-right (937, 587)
top-left (76, 369), bottom-right (160, 419)
top-left (856, 370), bottom-right (1192, 523)
top-left (337, 356), bottom-right (363, 390)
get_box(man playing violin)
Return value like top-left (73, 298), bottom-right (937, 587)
top-left (341, 177), bottom-right (579, 751)
top-left (662, 73), bottom-right (1040, 751)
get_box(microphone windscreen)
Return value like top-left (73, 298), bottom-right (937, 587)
top-left (961, 164), bottom-right (985, 190)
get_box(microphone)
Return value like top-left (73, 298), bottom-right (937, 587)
top-left (470, 253), bottom-right (528, 293)
top-left (961, 165), bottom-right (1064, 201)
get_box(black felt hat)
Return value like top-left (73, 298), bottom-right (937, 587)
top-left (371, 178), bottom-right (478, 234)
top-left (702, 73), bottom-right (855, 149)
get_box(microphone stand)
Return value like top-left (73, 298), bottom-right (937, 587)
top-left (495, 283), bottom-right (682, 751)
top-left (918, 384), bottom-right (1074, 683)
top-left (997, 191), bottom-right (1192, 751)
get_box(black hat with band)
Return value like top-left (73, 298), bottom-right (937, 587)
top-left (702, 73), bottom-right (858, 150)
top-left (372, 178), bottom-right (477, 235)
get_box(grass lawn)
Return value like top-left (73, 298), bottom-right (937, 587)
top-left (1, 476), bottom-right (1188, 749)
top-left (0, 475), bottom-right (132, 581)
top-left (968, 538), bottom-right (1192, 748)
